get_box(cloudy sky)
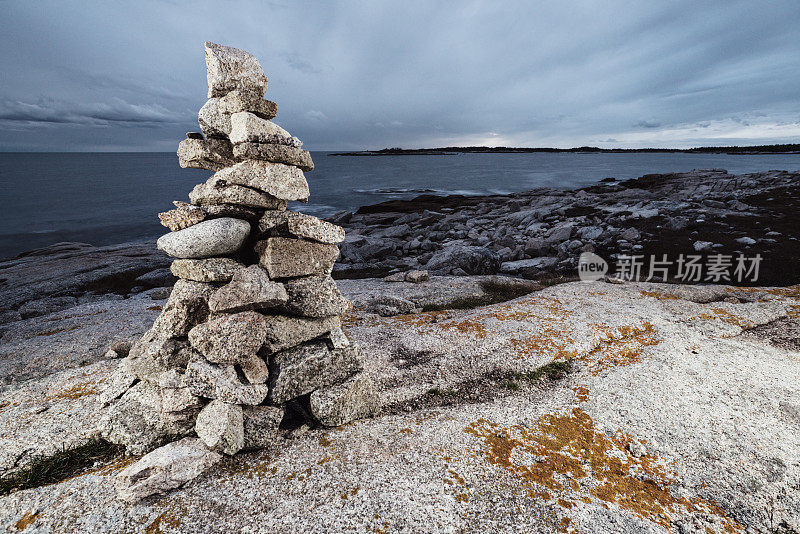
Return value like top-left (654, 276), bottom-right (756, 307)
top-left (2, 0), bottom-right (800, 151)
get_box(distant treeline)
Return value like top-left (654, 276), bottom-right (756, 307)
top-left (330, 144), bottom-right (800, 156)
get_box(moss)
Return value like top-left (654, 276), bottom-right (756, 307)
top-left (506, 361), bottom-right (572, 383)
top-left (427, 387), bottom-right (459, 397)
top-left (0, 439), bottom-right (125, 496)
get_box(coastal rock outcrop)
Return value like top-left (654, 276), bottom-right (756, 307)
top-left (99, 41), bottom-right (378, 502)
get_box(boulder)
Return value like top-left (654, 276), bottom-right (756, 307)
top-left (185, 356), bottom-right (269, 405)
top-left (229, 112), bottom-right (302, 147)
top-left (283, 275), bottom-right (350, 317)
top-left (242, 405), bottom-right (284, 449)
top-left (209, 160), bottom-right (309, 202)
top-left (157, 218), bottom-right (251, 259)
top-left (150, 279), bottom-right (215, 338)
top-left (195, 400), bottom-right (244, 455)
top-left (365, 295), bottom-right (417, 317)
top-left (255, 238), bottom-right (339, 278)
top-left (259, 211), bottom-right (345, 244)
top-left (232, 142), bottom-right (314, 171)
top-left (171, 258), bottom-right (243, 283)
top-left (268, 341), bottom-right (364, 404)
top-left (327, 327), bottom-right (351, 349)
top-left (177, 137), bottom-right (235, 171)
top-left (125, 334), bottom-right (194, 382)
top-left (189, 180), bottom-right (287, 210)
top-left (188, 311), bottom-right (268, 365)
top-left (202, 203), bottom-right (262, 222)
top-left (240, 354), bottom-right (269, 384)
top-left (309, 373), bottom-right (380, 427)
top-left (205, 41), bottom-right (268, 98)
top-left (209, 265), bottom-right (288, 313)
top-left (260, 314), bottom-right (341, 354)
top-left (159, 201), bottom-right (207, 231)
top-left (114, 438), bottom-right (222, 503)
top-left (500, 257), bottom-right (559, 275)
top-left (405, 270), bottom-right (429, 283)
top-left (198, 92), bottom-right (277, 138)
top-left (425, 245), bottom-right (501, 275)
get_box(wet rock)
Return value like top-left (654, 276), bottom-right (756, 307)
top-left (268, 341), bottom-right (364, 404)
top-left (115, 437), bottom-right (221, 503)
top-left (208, 160), bottom-right (309, 201)
top-left (198, 92), bottom-right (277, 138)
top-left (229, 112), bottom-right (302, 147)
top-left (500, 257), bottom-right (559, 276)
top-left (209, 265), bottom-right (288, 313)
top-left (232, 142), bottom-right (314, 171)
top-left (260, 314), bottom-right (341, 354)
top-left (18, 296), bottom-right (77, 319)
top-left (134, 268), bottom-right (176, 289)
top-left (255, 238), bottom-right (339, 278)
top-left (205, 41), bottom-right (268, 98)
top-left (242, 405), bottom-right (283, 449)
top-left (157, 218), bottom-right (251, 259)
top-left (185, 356), bottom-right (269, 405)
top-left (310, 373), bottom-right (380, 427)
top-left (195, 400), bottom-right (244, 455)
top-left (283, 275), bottom-right (350, 317)
top-left (150, 280), bottom-right (215, 338)
top-left (177, 137), bottom-right (235, 171)
top-left (171, 258), bottom-right (243, 283)
top-left (259, 211), bottom-right (345, 244)
top-left (425, 245), bottom-right (501, 275)
top-left (159, 201), bottom-right (207, 231)
top-left (188, 311), bottom-right (268, 365)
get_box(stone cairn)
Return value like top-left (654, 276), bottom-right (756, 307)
top-left (100, 42), bottom-right (378, 500)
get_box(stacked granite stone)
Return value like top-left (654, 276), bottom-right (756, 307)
top-left (100, 42), bottom-right (378, 461)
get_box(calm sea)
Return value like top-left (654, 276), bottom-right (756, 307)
top-left (2, 151), bottom-right (800, 259)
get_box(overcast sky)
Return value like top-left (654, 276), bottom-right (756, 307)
top-left (2, 0), bottom-right (800, 151)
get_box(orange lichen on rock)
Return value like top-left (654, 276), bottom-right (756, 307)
top-left (463, 410), bottom-right (742, 532)
top-left (691, 309), bottom-right (755, 330)
top-left (574, 323), bottom-right (660, 376)
top-left (145, 511), bottom-right (183, 534)
top-left (640, 290), bottom-right (681, 300)
top-left (45, 382), bottom-right (98, 402)
top-left (14, 511), bottom-right (41, 531)
top-left (573, 385), bottom-right (590, 403)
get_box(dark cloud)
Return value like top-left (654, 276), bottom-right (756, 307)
top-left (1, 0), bottom-right (799, 151)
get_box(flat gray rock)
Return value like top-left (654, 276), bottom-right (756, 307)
top-left (177, 137), bottom-right (235, 171)
top-left (229, 112), bottom-right (301, 147)
top-left (185, 355), bottom-right (269, 405)
top-left (260, 314), bottom-right (340, 354)
top-left (425, 245), bottom-right (501, 275)
top-left (255, 237), bottom-right (339, 279)
top-left (283, 275), bottom-right (350, 317)
top-left (125, 332), bottom-right (194, 382)
top-left (158, 201), bottom-right (207, 231)
top-left (205, 41), bottom-right (267, 98)
top-left (209, 265), bottom-right (288, 313)
top-left (188, 311), bottom-right (268, 365)
top-left (195, 400), bottom-right (244, 456)
top-left (210, 160), bottom-right (309, 201)
top-left (242, 405), bottom-right (283, 449)
top-left (189, 179), bottom-right (287, 210)
top-left (198, 92), bottom-right (277, 138)
top-left (157, 218), bottom-right (250, 259)
top-left (268, 341), bottom-right (364, 404)
top-left (115, 437), bottom-right (221, 503)
top-left (259, 210), bottom-right (344, 244)
top-left (171, 257), bottom-right (243, 282)
top-left (232, 142), bottom-right (314, 171)
top-left (309, 372), bottom-right (380, 427)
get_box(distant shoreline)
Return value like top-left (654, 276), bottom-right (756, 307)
top-left (329, 144), bottom-right (800, 156)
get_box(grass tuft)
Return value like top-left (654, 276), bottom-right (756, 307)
top-left (0, 439), bottom-right (124, 496)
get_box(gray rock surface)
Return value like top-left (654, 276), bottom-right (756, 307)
top-left (232, 142), bottom-right (314, 171)
top-left (260, 314), bottom-right (341, 354)
top-left (158, 201), bottom-right (207, 231)
top-left (283, 275), bottom-right (350, 317)
top-left (114, 438), bottom-right (221, 503)
top-left (268, 342), bottom-right (364, 404)
top-left (209, 160), bottom-right (309, 201)
top-left (256, 237), bottom-right (339, 278)
top-left (205, 41), bottom-right (268, 98)
top-left (195, 400), bottom-right (244, 455)
top-left (157, 218), bottom-right (250, 259)
top-left (150, 279), bottom-right (214, 338)
top-left (242, 405), bottom-right (283, 449)
top-left (259, 210), bottom-right (345, 244)
top-left (184, 356), bottom-right (269, 405)
top-left (177, 137), bottom-right (235, 171)
top-left (228, 111), bottom-right (302, 147)
top-left (209, 265), bottom-right (287, 313)
top-left (189, 179), bottom-right (287, 210)
top-left (425, 245), bottom-right (501, 275)
top-left (125, 332), bottom-right (194, 382)
top-left (310, 373), bottom-right (380, 427)
top-left (198, 92), bottom-right (277, 138)
top-left (188, 311), bottom-right (268, 365)
top-left (170, 257), bottom-right (243, 282)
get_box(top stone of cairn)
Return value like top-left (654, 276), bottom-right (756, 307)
top-left (205, 41), bottom-right (268, 99)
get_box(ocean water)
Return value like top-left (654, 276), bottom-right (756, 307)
top-left (2, 151), bottom-right (800, 259)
